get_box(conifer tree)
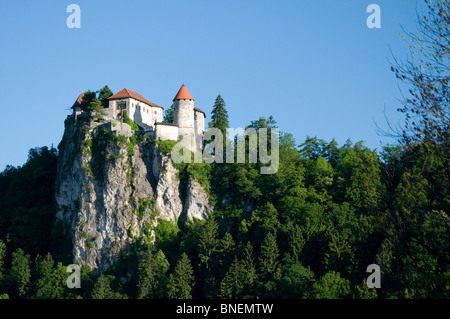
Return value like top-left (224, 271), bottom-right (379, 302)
top-left (217, 233), bottom-right (236, 274)
top-left (242, 241), bottom-right (257, 288)
top-left (198, 217), bottom-right (219, 271)
top-left (259, 232), bottom-right (280, 280)
top-left (98, 85), bottom-right (113, 108)
top-left (87, 98), bottom-right (103, 112)
top-left (0, 240), bottom-right (5, 286)
top-left (137, 248), bottom-right (156, 299)
top-left (34, 253), bottom-right (54, 278)
top-left (219, 256), bottom-right (244, 299)
top-left (209, 95), bottom-right (229, 134)
top-left (289, 224), bottom-right (305, 262)
top-left (10, 249), bottom-right (31, 298)
top-left (80, 90), bottom-right (96, 111)
top-left (137, 248), bottom-right (170, 299)
top-left (164, 103), bottom-right (174, 123)
top-left (91, 274), bottom-right (114, 299)
top-left (34, 262), bottom-right (68, 299)
top-left (153, 250), bottom-right (170, 298)
top-left (167, 253), bottom-right (195, 299)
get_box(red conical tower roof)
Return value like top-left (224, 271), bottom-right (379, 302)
top-left (173, 84), bottom-right (194, 101)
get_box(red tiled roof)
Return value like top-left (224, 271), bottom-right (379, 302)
top-left (72, 92), bottom-right (85, 108)
top-left (173, 84), bottom-right (194, 101)
top-left (108, 88), bottom-right (163, 109)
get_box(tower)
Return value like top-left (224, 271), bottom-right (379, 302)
top-left (173, 84), bottom-right (196, 151)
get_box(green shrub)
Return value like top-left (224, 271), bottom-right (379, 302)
top-left (155, 140), bottom-right (178, 155)
top-left (137, 198), bottom-right (150, 220)
top-left (87, 98), bottom-right (103, 112)
top-left (188, 162), bottom-right (211, 195)
top-left (122, 111), bottom-right (141, 131)
top-left (154, 219), bottom-right (180, 245)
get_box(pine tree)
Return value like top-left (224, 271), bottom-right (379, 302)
top-left (289, 224), bottom-right (305, 262)
top-left (10, 249), bottom-right (31, 298)
top-left (167, 253), bottom-right (195, 299)
top-left (137, 247), bottom-right (156, 299)
top-left (87, 98), bottom-right (103, 112)
top-left (137, 248), bottom-right (170, 299)
top-left (259, 232), bottom-right (280, 279)
top-left (154, 250), bottom-right (170, 298)
top-left (198, 217), bottom-right (219, 271)
top-left (242, 241), bottom-right (257, 290)
top-left (209, 95), bottom-right (229, 138)
top-left (0, 240), bottom-right (5, 286)
top-left (34, 253), bottom-right (54, 278)
top-left (164, 103), bottom-right (174, 123)
top-left (80, 90), bottom-right (96, 111)
top-left (217, 233), bottom-right (236, 274)
top-left (219, 256), bottom-right (244, 299)
top-left (91, 274), bottom-right (114, 299)
top-left (98, 85), bottom-right (113, 108)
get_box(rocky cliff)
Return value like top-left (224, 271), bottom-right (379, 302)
top-left (55, 114), bottom-right (211, 272)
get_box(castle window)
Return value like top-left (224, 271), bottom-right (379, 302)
top-left (117, 101), bottom-right (126, 109)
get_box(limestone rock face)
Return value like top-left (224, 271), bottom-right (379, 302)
top-left (55, 115), bottom-right (211, 272)
top-left (183, 177), bottom-right (212, 221)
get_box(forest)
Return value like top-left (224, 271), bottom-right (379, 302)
top-left (0, 0), bottom-right (448, 300)
top-left (0, 123), bottom-right (448, 299)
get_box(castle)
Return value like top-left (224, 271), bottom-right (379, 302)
top-left (72, 84), bottom-right (205, 151)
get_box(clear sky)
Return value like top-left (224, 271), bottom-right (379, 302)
top-left (0, 0), bottom-right (425, 170)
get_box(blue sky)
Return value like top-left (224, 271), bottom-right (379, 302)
top-left (0, 1), bottom-right (424, 170)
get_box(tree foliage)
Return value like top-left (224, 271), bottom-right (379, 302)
top-left (209, 95), bottom-right (229, 138)
top-left (98, 85), bottom-right (113, 108)
top-left (10, 249), bottom-right (31, 298)
top-left (80, 85), bottom-right (114, 112)
top-left (390, 0), bottom-right (449, 147)
top-left (163, 103), bottom-right (174, 123)
top-left (0, 119), bottom-right (448, 299)
top-left (167, 253), bottom-right (195, 299)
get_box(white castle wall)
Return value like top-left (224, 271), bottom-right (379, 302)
top-left (194, 110), bottom-right (205, 149)
top-left (109, 98), bottom-right (163, 129)
top-left (155, 123), bottom-right (179, 141)
top-left (177, 127), bottom-right (196, 151)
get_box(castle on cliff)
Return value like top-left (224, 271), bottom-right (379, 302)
top-left (72, 84), bottom-right (205, 151)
